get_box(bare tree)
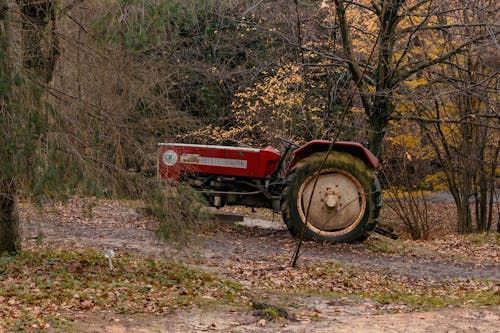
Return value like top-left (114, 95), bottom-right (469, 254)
top-left (286, 0), bottom-right (498, 234)
top-left (390, 0), bottom-right (500, 233)
top-left (414, 55), bottom-right (498, 233)
top-left (295, 0), bottom-right (499, 157)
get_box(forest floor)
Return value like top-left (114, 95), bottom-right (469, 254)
top-left (14, 198), bottom-right (500, 332)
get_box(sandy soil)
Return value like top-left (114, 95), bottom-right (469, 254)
top-left (66, 304), bottom-right (499, 333)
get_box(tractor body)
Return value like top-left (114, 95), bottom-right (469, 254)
top-left (158, 140), bottom-right (382, 243)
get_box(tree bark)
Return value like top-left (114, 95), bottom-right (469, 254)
top-left (18, 0), bottom-right (59, 82)
top-left (333, 0), bottom-right (404, 157)
top-left (0, 0), bottom-right (20, 254)
top-left (0, 180), bottom-right (19, 254)
top-left (0, 0), bottom-right (57, 253)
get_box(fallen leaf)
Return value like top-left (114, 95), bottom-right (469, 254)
top-left (80, 300), bottom-right (93, 309)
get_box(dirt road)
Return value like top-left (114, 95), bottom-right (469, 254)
top-left (20, 199), bottom-right (499, 332)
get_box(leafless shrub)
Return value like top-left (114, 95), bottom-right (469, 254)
top-left (383, 147), bottom-right (431, 240)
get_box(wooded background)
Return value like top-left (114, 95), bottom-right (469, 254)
top-left (1, 0), bottom-right (499, 253)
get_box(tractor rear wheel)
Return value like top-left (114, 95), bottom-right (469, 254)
top-left (281, 151), bottom-right (382, 243)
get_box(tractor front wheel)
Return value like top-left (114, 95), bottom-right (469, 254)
top-left (281, 151), bottom-right (382, 243)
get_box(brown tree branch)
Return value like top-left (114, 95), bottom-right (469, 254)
top-left (394, 30), bottom-right (500, 85)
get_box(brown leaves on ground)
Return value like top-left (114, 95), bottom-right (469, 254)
top-left (0, 247), bottom-right (243, 331)
top-left (7, 198), bottom-right (500, 330)
top-left (21, 197), bottom-right (155, 231)
top-left (219, 255), bottom-right (498, 312)
top-left (421, 234), bottom-right (499, 264)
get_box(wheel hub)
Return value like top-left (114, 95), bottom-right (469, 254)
top-left (324, 194), bottom-right (339, 209)
top-left (299, 169), bottom-right (366, 231)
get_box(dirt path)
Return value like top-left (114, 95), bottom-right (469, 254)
top-left (67, 304), bottom-right (500, 333)
top-left (21, 199), bottom-right (500, 332)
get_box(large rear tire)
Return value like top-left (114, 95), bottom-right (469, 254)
top-left (281, 151), bottom-right (382, 243)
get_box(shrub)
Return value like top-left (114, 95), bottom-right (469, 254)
top-left (144, 182), bottom-right (211, 243)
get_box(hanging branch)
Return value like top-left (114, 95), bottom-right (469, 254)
top-left (290, 0), bottom-right (380, 267)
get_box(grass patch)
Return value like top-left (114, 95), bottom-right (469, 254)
top-left (0, 247), bottom-right (243, 331)
top-left (364, 234), bottom-right (436, 256)
top-left (309, 262), bottom-right (499, 311)
top-left (364, 234), bottom-right (408, 255)
top-left (469, 232), bottom-right (499, 247)
top-left (251, 300), bottom-right (291, 321)
top-left (370, 288), bottom-right (499, 310)
top-left (240, 260), bottom-right (498, 313)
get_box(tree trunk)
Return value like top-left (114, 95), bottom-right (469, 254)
top-left (1, 0), bottom-right (57, 254)
top-left (497, 203), bottom-right (500, 233)
top-left (368, 0), bottom-right (402, 157)
top-left (0, 0), bottom-right (20, 254)
top-left (0, 179), bottom-right (20, 254)
top-left (456, 201), bottom-right (473, 234)
top-left (367, 96), bottom-right (393, 157)
top-left (18, 0), bottom-right (58, 82)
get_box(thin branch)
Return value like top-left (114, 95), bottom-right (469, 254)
top-left (394, 30), bottom-right (500, 84)
top-left (398, 22), bottom-right (499, 35)
top-left (390, 115), bottom-right (500, 130)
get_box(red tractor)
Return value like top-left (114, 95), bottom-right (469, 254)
top-left (158, 138), bottom-right (383, 243)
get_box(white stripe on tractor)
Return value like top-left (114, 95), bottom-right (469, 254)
top-left (180, 154), bottom-right (248, 169)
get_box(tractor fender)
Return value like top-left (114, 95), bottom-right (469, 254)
top-left (291, 140), bottom-right (379, 170)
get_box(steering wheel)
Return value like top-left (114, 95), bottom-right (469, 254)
top-left (277, 137), bottom-right (300, 149)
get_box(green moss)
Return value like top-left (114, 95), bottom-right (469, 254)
top-left (365, 235), bottom-right (436, 256)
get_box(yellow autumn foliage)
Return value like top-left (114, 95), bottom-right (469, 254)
top-left (189, 63), bottom-right (332, 146)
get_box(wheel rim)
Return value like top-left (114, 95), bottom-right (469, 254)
top-left (297, 168), bottom-right (367, 237)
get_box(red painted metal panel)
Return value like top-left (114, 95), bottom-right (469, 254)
top-left (292, 140), bottom-right (380, 169)
top-left (158, 143), bottom-right (281, 180)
